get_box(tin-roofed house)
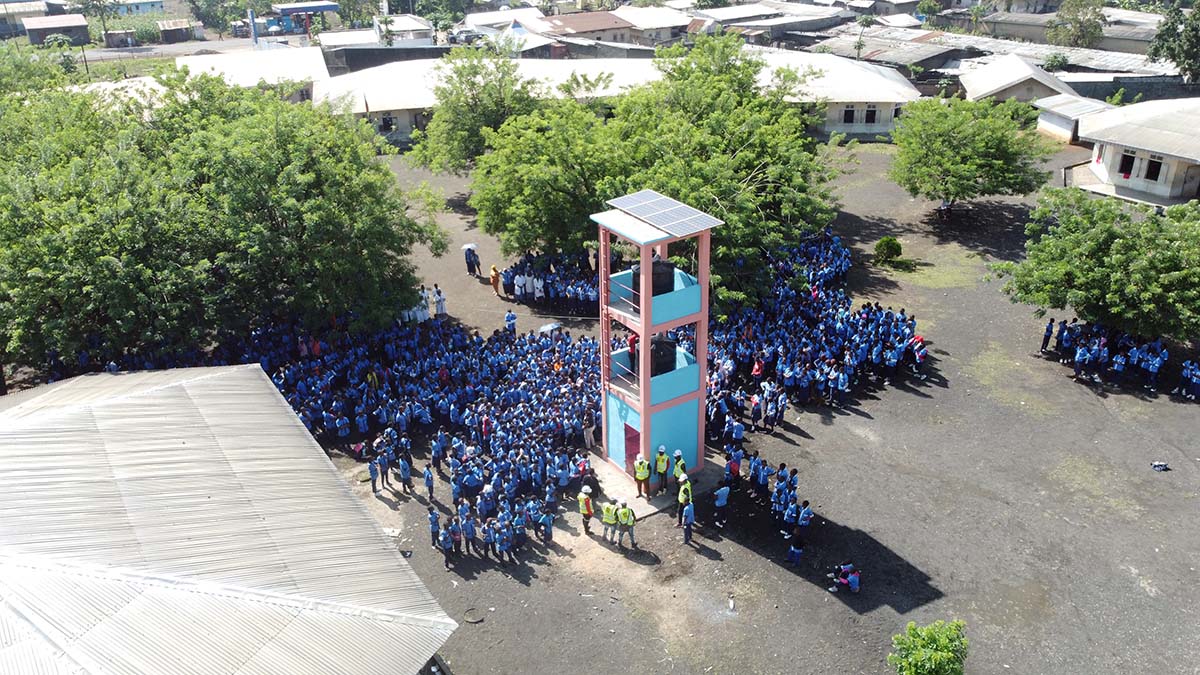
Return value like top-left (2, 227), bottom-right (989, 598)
top-left (1076, 98), bottom-right (1200, 204)
top-left (22, 12), bottom-right (88, 45)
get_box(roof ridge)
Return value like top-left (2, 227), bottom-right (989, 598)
top-left (0, 364), bottom-right (259, 427)
top-left (0, 554), bottom-right (459, 633)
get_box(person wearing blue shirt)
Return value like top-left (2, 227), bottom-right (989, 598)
top-left (335, 415), bottom-right (350, 438)
top-left (504, 310), bottom-right (517, 334)
top-left (438, 527), bottom-right (454, 570)
top-left (786, 537), bottom-right (805, 566)
top-left (376, 454), bottom-right (391, 491)
top-left (1072, 344), bottom-right (1090, 380)
top-left (427, 506), bottom-right (440, 548)
top-left (368, 457), bottom-right (380, 495)
top-left (1041, 318), bottom-right (1055, 353)
top-left (713, 481), bottom-right (731, 528)
top-left (424, 464), bottom-right (435, 501)
top-left (681, 497), bottom-right (695, 545)
top-left (397, 456), bottom-right (413, 494)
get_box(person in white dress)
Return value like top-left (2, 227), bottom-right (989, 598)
top-left (434, 284), bottom-right (447, 316)
top-left (524, 273), bottom-right (535, 303)
top-left (533, 276), bottom-right (545, 304)
top-left (417, 285), bottom-right (431, 323)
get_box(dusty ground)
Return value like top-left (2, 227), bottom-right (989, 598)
top-left (333, 149), bottom-right (1200, 675)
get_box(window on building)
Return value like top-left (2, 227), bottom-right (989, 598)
top-left (380, 115), bottom-right (395, 132)
top-left (1118, 152), bottom-right (1136, 177)
top-left (842, 105), bottom-right (855, 124)
top-left (865, 104), bottom-right (877, 124)
top-left (893, 105), bottom-right (902, 120)
top-left (1144, 154), bottom-right (1164, 182)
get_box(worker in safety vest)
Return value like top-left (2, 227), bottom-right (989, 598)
top-left (601, 499), bottom-right (619, 543)
top-left (616, 498), bottom-right (638, 549)
top-left (654, 446), bottom-right (670, 496)
top-left (633, 453), bottom-right (651, 499)
top-left (577, 485), bottom-right (595, 534)
top-left (675, 473), bottom-right (692, 527)
top-left (672, 450), bottom-right (688, 494)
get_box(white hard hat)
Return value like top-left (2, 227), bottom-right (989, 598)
top-left (679, 473), bottom-right (688, 482)
top-left (673, 449), bottom-right (682, 457)
top-left (657, 444), bottom-right (666, 453)
top-left (582, 485), bottom-right (592, 494)
top-left (620, 498), bottom-right (627, 506)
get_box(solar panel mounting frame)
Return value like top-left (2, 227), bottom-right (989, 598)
top-left (606, 189), bottom-right (722, 237)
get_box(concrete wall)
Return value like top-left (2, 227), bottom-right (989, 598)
top-left (1037, 110), bottom-right (1075, 142)
top-left (988, 79), bottom-right (1063, 103)
top-left (1090, 142), bottom-right (1200, 199)
top-left (27, 24), bottom-right (89, 45)
top-left (1065, 76), bottom-right (1200, 104)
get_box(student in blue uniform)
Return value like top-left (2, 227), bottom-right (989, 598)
top-left (1040, 318), bottom-right (1055, 353)
top-left (428, 506), bottom-right (440, 548)
top-left (424, 463), bottom-right (435, 500)
top-left (713, 480), bottom-right (731, 528)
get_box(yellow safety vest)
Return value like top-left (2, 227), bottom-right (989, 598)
top-left (677, 481), bottom-right (692, 504)
top-left (578, 494), bottom-right (593, 516)
top-left (601, 503), bottom-right (618, 524)
top-left (655, 454), bottom-right (669, 473)
top-left (617, 507), bottom-right (635, 526)
top-left (673, 459), bottom-right (687, 479)
top-left (634, 459), bottom-right (650, 480)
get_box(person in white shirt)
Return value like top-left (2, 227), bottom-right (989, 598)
top-left (434, 284), bottom-right (447, 317)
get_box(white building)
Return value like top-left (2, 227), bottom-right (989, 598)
top-left (1078, 98), bottom-right (1200, 203)
top-left (176, 46), bottom-right (330, 101)
top-left (959, 53), bottom-right (1078, 103)
top-left (610, 5), bottom-right (691, 45)
top-left (751, 47), bottom-right (922, 136)
top-left (313, 46), bottom-right (920, 142)
top-left (1032, 93), bottom-right (1114, 143)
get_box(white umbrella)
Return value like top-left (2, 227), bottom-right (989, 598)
top-left (538, 322), bottom-right (561, 333)
top-left (461, 243), bottom-right (478, 250)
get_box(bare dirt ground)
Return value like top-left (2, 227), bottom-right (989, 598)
top-left (332, 149), bottom-right (1200, 675)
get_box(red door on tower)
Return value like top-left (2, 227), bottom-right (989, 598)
top-left (623, 424), bottom-right (639, 475)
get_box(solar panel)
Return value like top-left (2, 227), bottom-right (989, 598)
top-left (606, 189), bottom-right (723, 237)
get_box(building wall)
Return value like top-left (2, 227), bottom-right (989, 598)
top-left (824, 101), bottom-right (905, 136)
top-left (1036, 110), bottom-right (1075, 142)
top-left (1089, 142), bottom-right (1200, 199)
top-left (629, 26), bottom-right (684, 46)
top-left (557, 28), bottom-right (631, 42)
top-left (115, 0), bottom-right (164, 14)
top-left (987, 79), bottom-right (1063, 103)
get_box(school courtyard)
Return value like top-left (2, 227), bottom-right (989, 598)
top-left (332, 145), bottom-right (1199, 674)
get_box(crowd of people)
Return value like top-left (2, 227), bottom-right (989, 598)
top-left (44, 230), bottom-right (909, 584)
top-left (498, 251), bottom-right (600, 316)
top-left (1039, 318), bottom-right (1199, 399)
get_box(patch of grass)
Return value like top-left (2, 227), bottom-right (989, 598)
top-left (1046, 455), bottom-right (1144, 519)
top-left (963, 341), bottom-right (1057, 416)
top-left (877, 257), bottom-right (922, 273)
top-left (883, 243), bottom-right (984, 289)
top-left (85, 56), bottom-right (177, 80)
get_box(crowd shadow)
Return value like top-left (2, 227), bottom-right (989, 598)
top-left (688, 485), bottom-right (943, 615)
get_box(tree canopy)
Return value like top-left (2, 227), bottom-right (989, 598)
top-left (410, 44), bottom-right (542, 174)
top-left (1147, 2), bottom-right (1200, 83)
top-left (1046, 0), bottom-right (1105, 48)
top-left (888, 620), bottom-right (969, 675)
top-left (470, 33), bottom-right (844, 306)
top-left (0, 73), bottom-right (446, 368)
top-left (995, 189), bottom-right (1200, 340)
top-left (889, 97), bottom-right (1051, 207)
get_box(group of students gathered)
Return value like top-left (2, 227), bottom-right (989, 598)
top-left (1041, 318), bottom-right (1199, 398)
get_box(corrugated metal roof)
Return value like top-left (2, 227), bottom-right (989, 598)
top-left (1077, 98), bottom-right (1200, 163)
top-left (0, 365), bottom-right (456, 675)
top-left (1032, 93), bottom-right (1114, 120)
top-left (959, 53), bottom-right (1078, 101)
top-left (22, 13), bottom-right (86, 29)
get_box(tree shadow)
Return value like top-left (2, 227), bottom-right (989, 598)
top-left (689, 486), bottom-right (943, 615)
top-left (921, 200), bottom-right (1032, 263)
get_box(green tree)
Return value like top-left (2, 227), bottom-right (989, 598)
top-left (471, 33), bottom-right (843, 306)
top-left (994, 189), bottom-right (1200, 339)
top-left (42, 34), bottom-right (78, 74)
top-left (0, 75), bottom-right (447, 372)
top-left (889, 97), bottom-right (1051, 209)
top-left (78, 0), bottom-right (116, 38)
top-left (410, 44), bottom-right (542, 174)
top-left (968, 3), bottom-right (990, 33)
top-left (692, 0), bottom-right (728, 9)
top-left (632, 0), bottom-right (665, 6)
top-left (887, 620), bottom-right (969, 675)
top-left (1147, 2), bottom-right (1200, 82)
top-left (0, 42), bottom-right (66, 95)
top-left (855, 15), bottom-right (875, 58)
top-left (917, 0), bottom-right (942, 21)
top-left (1046, 0), bottom-right (1105, 48)
top-left (1043, 52), bottom-right (1070, 71)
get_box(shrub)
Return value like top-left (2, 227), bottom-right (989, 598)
top-left (1044, 52), bottom-right (1069, 71)
top-left (875, 236), bottom-right (902, 263)
top-left (888, 620), bottom-right (969, 675)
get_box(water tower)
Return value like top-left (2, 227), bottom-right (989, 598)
top-left (592, 190), bottom-right (721, 479)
